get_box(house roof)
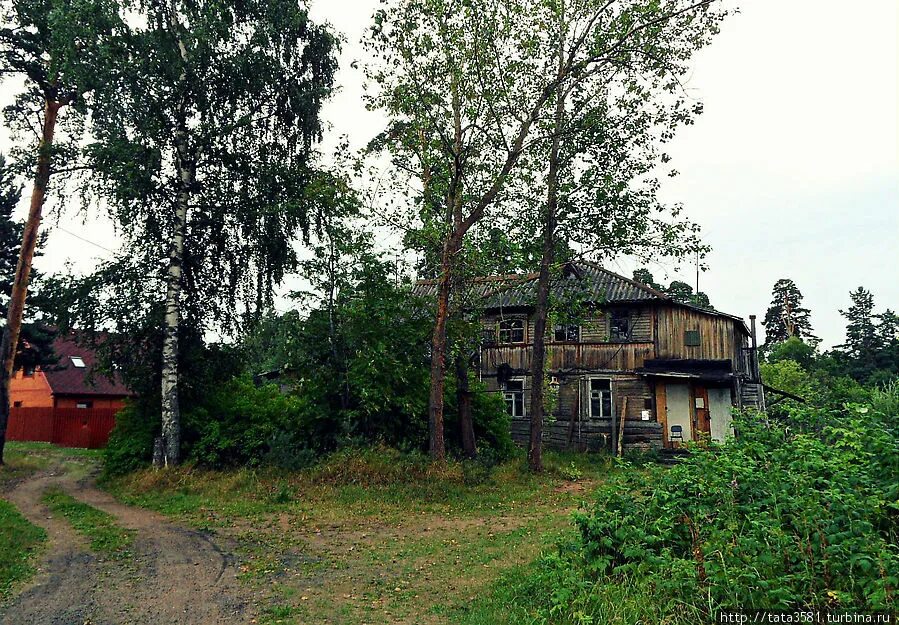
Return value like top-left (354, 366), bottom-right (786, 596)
top-left (413, 261), bottom-right (750, 333)
top-left (42, 333), bottom-right (133, 397)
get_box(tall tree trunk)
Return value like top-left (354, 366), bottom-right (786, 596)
top-left (427, 80), bottom-right (465, 463)
top-left (0, 329), bottom-right (11, 466)
top-left (157, 4), bottom-right (193, 467)
top-left (528, 13), bottom-right (566, 473)
top-left (0, 98), bottom-right (61, 466)
top-left (427, 238), bottom-right (455, 462)
top-left (159, 133), bottom-right (191, 467)
top-left (455, 352), bottom-right (477, 459)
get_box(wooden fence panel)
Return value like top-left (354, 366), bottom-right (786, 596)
top-left (7, 407), bottom-right (119, 449)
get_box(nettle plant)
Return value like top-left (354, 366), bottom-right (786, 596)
top-left (573, 403), bottom-right (898, 613)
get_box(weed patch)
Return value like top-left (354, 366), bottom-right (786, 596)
top-left (42, 489), bottom-right (133, 557)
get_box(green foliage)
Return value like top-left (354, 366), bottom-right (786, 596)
top-left (0, 0), bottom-right (126, 172)
top-left (558, 462), bottom-right (583, 482)
top-left (83, 0), bottom-right (339, 333)
top-left (184, 377), bottom-right (313, 469)
top-left (766, 335), bottom-right (817, 369)
top-left (762, 278), bottom-right (818, 350)
top-left (829, 287), bottom-right (899, 385)
top-left (244, 252), bottom-right (513, 460)
top-left (633, 269), bottom-right (714, 310)
top-left (534, 402), bottom-right (898, 619)
top-left (0, 154), bottom-right (56, 371)
top-left (0, 499), bottom-right (46, 599)
top-left (103, 403), bottom-right (157, 476)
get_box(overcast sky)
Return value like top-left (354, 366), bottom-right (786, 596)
top-left (2, 0), bottom-right (896, 348)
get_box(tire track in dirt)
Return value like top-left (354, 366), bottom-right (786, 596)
top-left (0, 463), bottom-right (257, 624)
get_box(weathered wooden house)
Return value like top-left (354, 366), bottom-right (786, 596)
top-left (416, 262), bottom-right (765, 451)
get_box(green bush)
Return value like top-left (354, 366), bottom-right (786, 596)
top-left (103, 402), bottom-right (157, 476)
top-left (482, 394), bottom-right (899, 623)
top-left (569, 401), bottom-right (899, 615)
top-left (105, 377), bottom-right (317, 472)
top-left (183, 376), bottom-right (314, 468)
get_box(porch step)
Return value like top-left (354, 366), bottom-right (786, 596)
top-left (657, 447), bottom-right (690, 465)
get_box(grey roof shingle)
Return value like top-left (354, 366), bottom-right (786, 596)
top-left (412, 261), bottom-right (750, 333)
top-left (412, 261), bottom-right (667, 307)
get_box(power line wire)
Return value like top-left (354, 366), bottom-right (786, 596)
top-left (54, 226), bottom-right (117, 254)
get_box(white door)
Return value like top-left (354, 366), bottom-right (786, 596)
top-left (665, 383), bottom-right (692, 444)
top-left (707, 387), bottom-right (734, 442)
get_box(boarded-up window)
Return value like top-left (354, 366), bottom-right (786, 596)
top-left (503, 379), bottom-right (525, 417)
top-left (589, 379), bottom-right (613, 419)
top-left (609, 312), bottom-right (629, 342)
top-left (553, 324), bottom-right (579, 342)
top-left (684, 329), bottom-right (701, 347)
top-left (498, 319), bottom-right (525, 344)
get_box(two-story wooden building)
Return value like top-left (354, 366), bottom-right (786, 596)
top-left (416, 262), bottom-right (765, 452)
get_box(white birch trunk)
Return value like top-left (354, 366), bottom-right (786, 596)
top-left (160, 148), bottom-right (190, 466)
top-left (158, 1), bottom-right (191, 467)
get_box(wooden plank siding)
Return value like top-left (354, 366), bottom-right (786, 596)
top-left (655, 306), bottom-right (739, 366)
top-left (481, 343), bottom-right (654, 373)
top-left (479, 301), bottom-right (754, 451)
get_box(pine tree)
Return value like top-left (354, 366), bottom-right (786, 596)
top-left (0, 0), bottom-right (123, 465)
top-left (0, 154), bottom-right (55, 462)
top-left (838, 287), bottom-right (878, 378)
top-left (0, 156), bottom-right (23, 302)
top-left (762, 279), bottom-right (818, 351)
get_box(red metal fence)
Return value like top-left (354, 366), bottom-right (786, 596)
top-left (7, 407), bottom-right (118, 449)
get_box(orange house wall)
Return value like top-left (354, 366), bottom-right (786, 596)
top-left (10, 369), bottom-right (129, 410)
top-left (54, 396), bottom-right (128, 410)
top-left (9, 370), bottom-right (53, 408)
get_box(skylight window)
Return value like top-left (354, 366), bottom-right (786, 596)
top-left (70, 356), bottom-right (86, 368)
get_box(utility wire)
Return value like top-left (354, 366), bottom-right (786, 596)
top-left (54, 226), bottom-right (117, 254)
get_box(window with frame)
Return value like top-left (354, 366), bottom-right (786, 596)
top-left (22, 365), bottom-right (35, 377)
top-left (76, 401), bottom-right (93, 409)
top-left (498, 318), bottom-right (525, 344)
top-left (553, 324), bottom-right (580, 342)
top-left (684, 329), bottom-right (701, 347)
top-left (609, 311), bottom-right (630, 342)
top-left (588, 378), bottom-right (613, 419)
top-left (70, 356), bottom-right (86, 368)
top-left (503, 379), bottom-right (525, 417)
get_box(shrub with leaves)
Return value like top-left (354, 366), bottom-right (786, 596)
top-left (569, 400), bottom-right (898, 615)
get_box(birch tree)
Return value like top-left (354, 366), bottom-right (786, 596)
top-left (0, 0), bottom-right (124, 465)
top-left (366, 0), bottom-right (727, 462)
top-left (87, 0), bottom-right (337, 465)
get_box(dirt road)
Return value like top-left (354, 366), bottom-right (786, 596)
top-left (0, 459), bottom-right (257, 625)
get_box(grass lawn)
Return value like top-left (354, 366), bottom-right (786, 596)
top-left (105, 447), bottom-right (624, 625)
top-left (0, 499), bottom-right (46, 601)
top-left (1, 442), bottom-right (102, 491)
top-left (0, 442), bottom-right (56, 600)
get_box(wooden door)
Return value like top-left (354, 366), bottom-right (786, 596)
top-left (692, 385), bottom-right (711, 439)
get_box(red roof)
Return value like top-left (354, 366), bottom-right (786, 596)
top-left (42, 333), bottom-right (134, 398)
